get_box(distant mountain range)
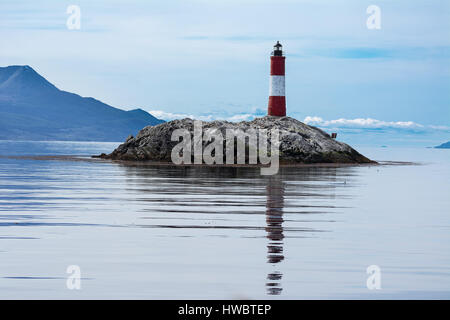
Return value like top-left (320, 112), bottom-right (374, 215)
top-left (435, 141), bottom-right (450, 149)
top-left (0, 65), bottom-right (164, 141)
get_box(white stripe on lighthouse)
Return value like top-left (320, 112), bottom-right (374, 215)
top-left (269, 75), bottom-right (285, 96)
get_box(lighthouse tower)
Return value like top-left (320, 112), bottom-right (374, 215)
top-left (268, 41), bottom-right (286, 117)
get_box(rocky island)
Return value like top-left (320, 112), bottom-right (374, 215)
top-left (97, 116), bottom-right (374, 165)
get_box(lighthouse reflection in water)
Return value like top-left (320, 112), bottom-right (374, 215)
top-left (265, 176), bottom-right (285, 295)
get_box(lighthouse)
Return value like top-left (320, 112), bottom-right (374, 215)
top-left (268, 41), bottom-right (286, 117)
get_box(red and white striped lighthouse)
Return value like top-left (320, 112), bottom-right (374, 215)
top-left (268, 41), bottom-right (286, 117)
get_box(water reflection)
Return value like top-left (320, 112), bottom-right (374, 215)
top-left (265, 175), bottom-right (285, 295)
top-left (2, 141), bottom-right (450, 299)
top-left (119, 165), bottom-right (347, 297)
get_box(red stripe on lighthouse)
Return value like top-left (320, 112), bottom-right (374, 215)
top-left (270, 56), bottom-right (285, 75)
top-left (268, 96), bottom-right (286, 116)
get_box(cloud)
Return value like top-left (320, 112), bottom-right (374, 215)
top-left (429, 125), bottom-right (450, 131)
top-left (148, 110), bottom-right (199, 120)
top-left (149, 110), bottom-right (261, 122)
top-left (303, 116), bottom-right (450, 132)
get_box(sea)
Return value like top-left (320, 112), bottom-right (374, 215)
top-left (0, 140), bottom-right (449, 299)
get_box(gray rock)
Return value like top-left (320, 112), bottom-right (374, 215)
top-left (99, 116), bottom-right (374, 164)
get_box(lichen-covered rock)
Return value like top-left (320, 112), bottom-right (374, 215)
top-left (98, 116), bottom-right (374, 164)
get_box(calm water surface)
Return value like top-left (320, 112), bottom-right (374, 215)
top-left (0, 141), bottom-right (449, 299)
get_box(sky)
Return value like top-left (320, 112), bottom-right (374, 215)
top-left (1, 0), bottom-right (449, 146)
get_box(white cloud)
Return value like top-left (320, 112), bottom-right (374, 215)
top-left (429, 125), bottom-right (450, 131)
top-left (303, 116), bottom-right (429, 130)
top-left (148, 110), bottom-right (198, 121)
top-left (149, 110), bottom-right (259, 122)
top-left (225, 114), bottom-right (258, 122)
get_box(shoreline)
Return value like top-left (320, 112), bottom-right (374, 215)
top-left (0, 155), bottom-right (417, 167)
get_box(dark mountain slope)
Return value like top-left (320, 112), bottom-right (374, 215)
top-left (0, 65), bottom-right (164, 141)
top-left (435, 141), bottom-right (450, 149)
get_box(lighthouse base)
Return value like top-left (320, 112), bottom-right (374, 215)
top-left (268, 96), bottom-right (286, 117)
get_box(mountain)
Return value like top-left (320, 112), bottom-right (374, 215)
top-left (435, 141), bottom-right (450, 149)
top-left (0, 65), bottom-right (164, 141)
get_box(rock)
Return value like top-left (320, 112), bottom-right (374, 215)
top-left (125, 135), bottom-right (134, 143)
top-left (98, 116), bottom-right (374, 164)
